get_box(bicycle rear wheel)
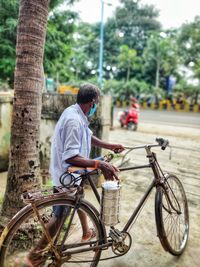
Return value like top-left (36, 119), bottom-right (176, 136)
top-left (155, 174), bottom-right (189, 255)
top-left (0, 197), bottom-right (104, 267)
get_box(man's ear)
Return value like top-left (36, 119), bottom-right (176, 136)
top-left (90, 101), bottom-right (94, 108)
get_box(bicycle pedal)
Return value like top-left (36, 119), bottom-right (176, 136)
top-left (109, 228), bottom-right (123, 242)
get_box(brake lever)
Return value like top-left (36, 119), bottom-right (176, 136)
top-left (169, 145), bottom-right (172, 160)
top-left (104, 153), bottom-right (114, 162)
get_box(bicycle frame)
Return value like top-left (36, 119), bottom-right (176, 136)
top-left (47, 144), bottom-right (164, 258)
top-left (25, 143), bottom-right (167, 258)
top-left (87, 143), bottom-right (165, 234)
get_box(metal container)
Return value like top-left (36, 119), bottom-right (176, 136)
top-left (100, 181), bottom-right (121, 226)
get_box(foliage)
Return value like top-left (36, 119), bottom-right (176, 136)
top-left (71, 0), bottom-right (161, 82)
top-left (0, 0), bottom-right (79, 87)
top-left (176, 16), bottom-right (200, 102)
top-left (111, 0), bottom-right (161, 52)
top-left (103, 78), bottom-right (150, 100)
top-left (174, 78), bottom-right (200, 104)
top-left (44, 9), bottom-right (78, 82)
top-left (117, 45), bottom-right (141, 82)
top-left (0, 0), bottom-right (199, 102)
top-left (49, 0), bottom-right (74, 10)
top-left (143, 33), bottom-right (178, 88)
top-left (102, 0), bottom-right (161, 80)
top-left (69, 23), bottom-right (99, 81)
top-left (177, 16), bottom-right (200, 81)
top-left (0, 0), bottom-right (18, 87)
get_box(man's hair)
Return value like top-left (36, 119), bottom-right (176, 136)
top-left (77, 83), bottom-right (100, 104)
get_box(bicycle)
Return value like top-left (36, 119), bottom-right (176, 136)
top-left (0, 138), bottom-right (189, 267)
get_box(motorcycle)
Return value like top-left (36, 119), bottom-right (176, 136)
top-left (118, 104), bottom-right (139, 131)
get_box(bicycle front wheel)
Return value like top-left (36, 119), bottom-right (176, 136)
top-left (155, 174), bottom-right (189, 256)
top-left (0, 197), bottom-right (104, 267)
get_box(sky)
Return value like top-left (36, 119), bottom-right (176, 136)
top-left (71, 0), bottom-right (200, 29)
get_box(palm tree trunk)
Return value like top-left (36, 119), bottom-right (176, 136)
top-left (1, 0), bottom-right (49, 218)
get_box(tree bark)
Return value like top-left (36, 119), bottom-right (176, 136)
top-left (1, 0), bottom-right (49, 218)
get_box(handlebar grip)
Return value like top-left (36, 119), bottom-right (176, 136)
top-left (161, 139), bottom-right (169, 150)
top-left (113, 148), bottom-right (123, 154)
top-left (156, 138), bottom-right (169, 150)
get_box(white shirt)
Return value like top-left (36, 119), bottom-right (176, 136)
top-left (50, 103), bottom-right (93, 186)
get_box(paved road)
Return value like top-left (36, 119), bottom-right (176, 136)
top-left (114, 108), bottom-right (200, 128)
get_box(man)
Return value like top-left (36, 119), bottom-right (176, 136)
top-left (50, 82), bottom-right (124, 183)
top-left (50, 82), bottom-right (124, 239)
top-left (25, 83), bottom-right (124, 266)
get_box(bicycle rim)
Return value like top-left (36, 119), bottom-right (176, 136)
top-left (155, 174), bottom-right (189, 255)
top-left (0, 198), bottom-right (103, 267)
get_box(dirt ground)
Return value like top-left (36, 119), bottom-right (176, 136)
top-left (93, 119), bottom-right (200, 267)
top-left (0, 116), bottom-right (200, 267)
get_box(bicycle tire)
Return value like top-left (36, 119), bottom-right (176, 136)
top-left (0, 196), bottom-right (105, 267)
top-left (155, 174), bottom-right (189, 255)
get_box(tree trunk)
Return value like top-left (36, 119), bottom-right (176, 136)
top-left (126, 64), bottom-right (130, 82)
top-left (1, 0), bottom-right (49, 219)
top-left (155, 61), bottom-right (160, 88)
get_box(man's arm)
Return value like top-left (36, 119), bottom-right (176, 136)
top-left (66, 155), bottom-right (97, 168)
top-left (66, 155), bottom-right (119, 180)
top-left (91, 135), bottom-right (124, 153)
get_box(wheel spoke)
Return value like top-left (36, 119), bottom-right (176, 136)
top-left (0, 199), bottom-right (102, 267)
top-left (156, 174), bottom-right (189, 255)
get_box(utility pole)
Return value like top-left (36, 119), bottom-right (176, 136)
top-left (98, 0), bottom-right (104, 88)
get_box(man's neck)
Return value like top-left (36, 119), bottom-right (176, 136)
top-left (78, 103), bottom-right (88, 116)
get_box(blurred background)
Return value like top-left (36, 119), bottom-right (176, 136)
top-left (0, 0), bottom-right (200, 110)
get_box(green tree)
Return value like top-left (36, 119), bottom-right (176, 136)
top-left (143, 33), bottom-right (178, 88)
top-left (102, 0), bottom-right (161, 80)
top-left (103, 78), bottom-right (150, 101)
top-left (0, 0), bottom-right (18, 87)
top-left (70, 0), bottom-right (161, 82)
top-left (177, 16), bottom-right (200, 103)
top-left (0, 0), bottom-right (78, 87)
top-left (177, 17), bottom-right (200, 66)
top-left (69, 23), bottom-right (99, 81)
top-left (117, 45), bottom-right (141, 82)
top-left (44, 9), bottom-right (78, 82)
top-left (114, 0), bottom-right (161, 50)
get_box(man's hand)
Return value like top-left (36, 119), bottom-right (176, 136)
top-left (98, 161), bottom-right (119, 180)
top-left (108, 143), bottom-right (125, 154)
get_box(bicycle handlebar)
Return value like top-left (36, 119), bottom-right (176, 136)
top-left (60, 138), bottom-right (169, 187)
top-left (123, 138), bottom-right (169, 151)
top-left (67, 138), bottom-right (169, 173)
top-left (155, 138), bottom-right (169, 150)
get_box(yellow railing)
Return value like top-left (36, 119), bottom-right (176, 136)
top-left (57, 85), bottom-right (79, 95)
top-left (115, 100), bottom-right (199, 112)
